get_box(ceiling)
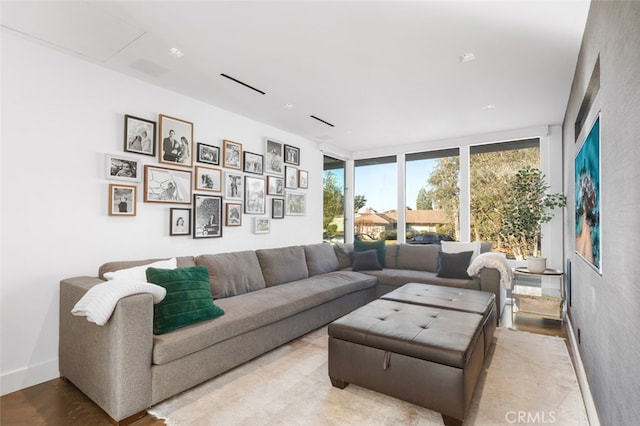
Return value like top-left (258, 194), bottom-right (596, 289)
top-left (1, 1), bottom-right (590, 155)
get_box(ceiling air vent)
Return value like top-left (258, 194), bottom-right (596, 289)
top-left (310, 115), bottom-right (335, 127)
top-left (220, 73), bottom-right (265, 95)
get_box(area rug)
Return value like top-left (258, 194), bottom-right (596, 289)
top-left (148, 327), bottom-right (589, 425)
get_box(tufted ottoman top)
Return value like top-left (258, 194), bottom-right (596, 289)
top-left (381, 283), bottom-right (495, 316)
top-left (328, 299), bottom-right (483, 369)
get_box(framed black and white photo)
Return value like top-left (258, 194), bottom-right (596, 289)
top-left (285, 166), bottom-right (298, 189)
top-left (253, 217), bottom-right (270, 234)
top-left (194, 166), bottom-right (222, 192)
top-left (106, 154), bottom-right (141, 182)
top-left (298, 169), bottom-right (309, 189)
top-left (286, 191), bottom-right (306, 216)
top-left (225, 203), bottom-right (242, 226)
top-left (109, 184), bottom-right (136, 216)
top-left (243, 151), bottom-right (263, 175)
top-left (272, 198), bottom-right (285, 219)
top-left (158, 114), bottom-right (193, 168)
top-left (264, 138), bottom-right (284, 175)
top-left (197, 143), bottom-right (220, 165)
top-left (124, 115), bottom-right (156, 156)
top-left (244, 176), bottom-right (266, 214)
top-left (193, 194), bottom-right (222, 238)
top-left (169, 208), bottom-right (191, 236)
top-left (223, 139), bottom-right (242, 169)
top-left (224, 171), bottom-right (243, 201)
top-left (144, 165), bottom-right (192, 204)
top-left (267, 175), bottom-right (285, 196)
top-left (284, 144), bottom-right (300, 166)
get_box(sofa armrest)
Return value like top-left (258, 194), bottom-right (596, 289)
top-left (478, 268), bottom-right (506, 322)
top-left (59, 277), bottom-right (154, 421)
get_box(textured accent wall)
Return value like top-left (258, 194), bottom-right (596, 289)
top-left (562, 2), bottom-right (640, 424)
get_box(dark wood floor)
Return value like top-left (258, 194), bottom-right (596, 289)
top-left (1, 303), bottom-right (567, 426)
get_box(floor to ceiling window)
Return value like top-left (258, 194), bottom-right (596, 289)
top-left (323, 155), bottom-right (346, 243)
top-left (469, 138), bottom-right (540, 256)
top-left (405, 149), bottom-right (460, 242)
top-left (354, 156), bottom-right (397, 241)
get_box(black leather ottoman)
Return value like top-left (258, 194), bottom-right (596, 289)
top-left (328, 298), bottom-right (487, 426)
top-left (380, 283), bottom-right (497, 356)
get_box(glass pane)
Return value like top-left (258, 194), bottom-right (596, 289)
top-left (354, 156), bottom-right (397, 242)
top-left (469, 139), bottom-right (540, 256)
top-left (405, 149), bottom-right (460, 243)
top-left (323, 156), bottom-right (345, 243)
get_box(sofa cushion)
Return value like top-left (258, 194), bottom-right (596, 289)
top-left (304, 243), bottom-right (340, 276)
top-left (146, 266), bottom-right (225, 335)
top-left (384, 244), bottom-right (399, 269)
top-left (196, 251), bottom-right (266, 299)
top-left (334, 243), bottom-right (354, 269)
top-left (362, 268), bottom-right (479, 291)
top-left (98, 256), bottom-right (196, 280)
top-left (151, 271), bottom-right (377, 365)
top-left (256, 246), bottom-right (309, 286)
top-left (396, 244), bottom-right (440, 272)
top-left (436, 251), bottom-right (473, 279)
top-left (354, 239), bottom-right (386, 267)
top-left (352, 249), bottom-right (383, 271)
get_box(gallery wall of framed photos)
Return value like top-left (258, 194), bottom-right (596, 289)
top-left (107, 113), bottom-right (311, 239)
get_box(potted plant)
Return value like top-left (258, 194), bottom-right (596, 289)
top-left (500, 167), bottom-right (567, 272)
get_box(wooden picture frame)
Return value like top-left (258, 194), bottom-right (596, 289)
top-left (105, 154), bottom-right (141, 182)
top-left (243, 151), bottom-right (264, 175)
top-left (285, 191), bottom-right (306, 216)
top-left (225, 203), bottom-right (242, 226)
top-left (267, 175), bottom-right (285, 196)
top-left (169, 208), bottom-right (191, 236)
top-left (223, 139), bottom-right (243, 169)
top-left (224, 171), bottom-right (243, 201)
top-left (298, 169), bottom-right (309, 189)
top-left (272, 198), bottom-right (285, 219)
top-left (124, 115), bottom-right (156, 156)
top-left (158, 114), bottom-right (193, 167)
top-left (144, 165), bottom-right (192, 204)
top-left (284, 144), bottom-right (300, 166)
top-left (253, 217), bottom-right (270, 234)
top-left (197, 143), bottom-right (220, 165)
top-left (244, 176), bottom-right (266, 214)
top-left (194, 166), bottom-right (222, 192)
top-left (264, 138), bottom-right (284, 176)
top-left (193, 194), bottom-right (223, 238)
top-left (285, 166), bottom-right (298, 189)
top-left (108, 184), bottom-right (136, 216)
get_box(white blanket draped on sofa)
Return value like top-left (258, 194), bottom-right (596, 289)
top-left (467, 252), bottom-right (513, 289)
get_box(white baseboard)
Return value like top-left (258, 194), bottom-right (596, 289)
top-left (0, 359), bottom-right (59, 396)
top-left (566, 316), bottom-right (600, 426)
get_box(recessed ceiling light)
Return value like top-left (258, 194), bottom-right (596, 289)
top-left (169, 47), bottom-right (184, 58)
top-left (459, 52), bottom-right (475, 63)
top-left (284, 103), bottom-right (294, 109)
top-left (483, 104), bottom-right (496, 110)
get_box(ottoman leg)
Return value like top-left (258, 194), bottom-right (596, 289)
top-left (330, 378), bottom-right (349, 389)
top-left (442, 414), bottom-right (463, 426)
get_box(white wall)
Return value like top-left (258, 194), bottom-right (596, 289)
top-left (0, 31), bottom-right (323, 395)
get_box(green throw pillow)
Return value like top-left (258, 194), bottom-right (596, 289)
top-left (354, 239), bottom-right (386, 267)
top-left (146, 266), bottom-right (224, 335)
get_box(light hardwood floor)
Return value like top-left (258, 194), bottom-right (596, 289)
top-left (0, 303), bottom-right (566, 426)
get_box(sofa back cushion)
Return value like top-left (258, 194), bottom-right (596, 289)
top-left (396, 244), bottom-right (440, 272)
top-left (196, 251), bottom-right (265, 299)
top-left (304, 243), bottom-right (340, 276)
top-left (98, 256), bottom-right (196, 280)
top-left (334, 243), bottom-right (354, 269)
top-left (384, 244), bottom-right (399, 268)
top-left (256, 246), bottom-right (309, 287)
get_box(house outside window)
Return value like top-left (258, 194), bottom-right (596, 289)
top-left (354, 156), bottom-right (397, 241)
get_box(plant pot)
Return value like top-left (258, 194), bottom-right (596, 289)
top-left (526, 256), bottom-right (547, 274)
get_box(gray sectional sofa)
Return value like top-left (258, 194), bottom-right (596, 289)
top-left (59, 242), bottom-right (504, 423)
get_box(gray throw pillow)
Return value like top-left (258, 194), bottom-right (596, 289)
top-left (436, 251), bottom-right (473, 279)
top-left (352, 249), bottom-right (383, 272)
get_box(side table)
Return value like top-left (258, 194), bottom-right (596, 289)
top-left (511, 267), bottom-right (564, 323)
